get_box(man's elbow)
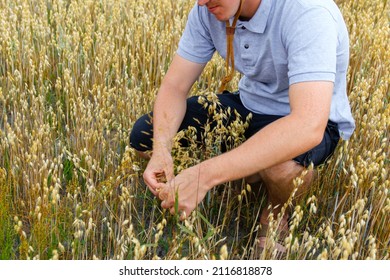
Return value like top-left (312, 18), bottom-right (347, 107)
top-left (291, 113), bottom-right (328, 149)
top-left (311, 130), bottom-right (325, 147)
top-left (306, 120), bottom-right (328, 148)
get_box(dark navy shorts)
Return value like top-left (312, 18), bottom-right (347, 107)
top-left (130, 91), bottom-right (340, 167)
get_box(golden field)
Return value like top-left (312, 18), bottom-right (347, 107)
top-left (0, 0), bottom-right (388, 260)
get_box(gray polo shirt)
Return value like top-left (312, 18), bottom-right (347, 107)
top-left (177, 0), bottom-right (355, 139)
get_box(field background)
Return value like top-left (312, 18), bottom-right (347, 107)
top-left (0, 0), bottom-right (388, 260)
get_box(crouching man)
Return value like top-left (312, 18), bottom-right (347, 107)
top-left (130, 0), bottom-right (355, 257)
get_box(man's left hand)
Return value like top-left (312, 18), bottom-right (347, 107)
top-left (158, 165), bottom-right (210, 220)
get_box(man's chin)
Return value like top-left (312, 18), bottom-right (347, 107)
top-left (212, 14), bottom-right (230, 21)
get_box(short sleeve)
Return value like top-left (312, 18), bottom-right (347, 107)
top-left (284, 7), bottom-right (338, 85)
top-left (177, 4), bottom-right (216, 64)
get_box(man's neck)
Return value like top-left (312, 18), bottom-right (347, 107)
top-left (240, 0), bottom-right (262, 21)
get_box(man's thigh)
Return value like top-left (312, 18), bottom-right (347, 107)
top-left (129, 92), bottom-right (250, 151)
top-left (130, 91), bottom-right (340, 167)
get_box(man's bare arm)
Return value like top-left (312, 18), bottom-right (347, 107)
top-left (143, 54), bottom-right (206, 193)
top-left (201, 81), bottom-right (333, 186)
top-left (159, 81), bottom-right (334, 215)
top-left (152, 54), bottom-right (206, 152)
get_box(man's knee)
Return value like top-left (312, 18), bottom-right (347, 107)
top-left (129, 113), bottom-right (153, 152)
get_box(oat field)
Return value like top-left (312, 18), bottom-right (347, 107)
top-left (0, 0), bottom-right (389, 260)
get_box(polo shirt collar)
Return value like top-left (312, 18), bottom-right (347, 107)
top-left (237, 0), bottom-right (272, 33)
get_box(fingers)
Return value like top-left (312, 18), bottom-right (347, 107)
top-left (164, 167), bottom-right (175, 182)
top-left (143, 169), bottom-right (168, 195)
top-left (143, 157), bottom-right (174, 194)
top-left (180, 210), bottom-right (187, 221)
top-left (167, 206), bottom-right (188, 221)
top-left (148, 186), bottom-right (158, 196)
top-left (159, 185), bottom-right (191, 221)
top-left (159, 183), bottom-right (173, 209)
top-left (160, 186), bottom-right (188, 220)
top-left (157, 179), bottom-right (175, 200)
top-left (160, 201), bottom-right (170, 212)
top-left (143, 171), bottom-right (158, 194)
top-left (158, 190), bottom-right (168, 201)
top-left (172, 208), bottom-right (187, 220)
top-left (145, 179), bottom-right (163, 196)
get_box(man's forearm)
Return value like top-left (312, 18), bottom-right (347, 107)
top-left (151, 55), bottom-right (206, 153)
top-left (152, 84), bottom-right (188, 153)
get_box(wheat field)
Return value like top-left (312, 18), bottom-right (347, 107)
top-left (0, 0), bottom-right (388, 260)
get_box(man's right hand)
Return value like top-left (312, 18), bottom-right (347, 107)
top-left (142, 148), bottom-right (174, 196)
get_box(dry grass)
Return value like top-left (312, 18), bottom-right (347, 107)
top-left (0, 0), bottom-right (388, 260)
